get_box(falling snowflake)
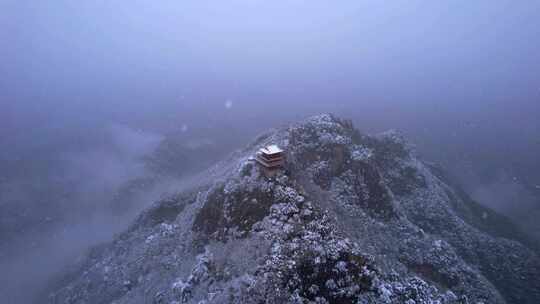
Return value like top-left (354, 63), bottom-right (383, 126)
top-left (181, 124), bottom-right (188, 132)
top-left (225, 99), bottom-right (233, 109)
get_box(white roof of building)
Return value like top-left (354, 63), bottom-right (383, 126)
top-left (260, 145), bottom-right (283, 154)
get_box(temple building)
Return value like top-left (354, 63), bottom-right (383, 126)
top-left (256, 145), bottom-right (285, 177)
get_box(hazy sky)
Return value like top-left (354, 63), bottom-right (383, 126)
top-left (1, 1), bottom-right (539, 157)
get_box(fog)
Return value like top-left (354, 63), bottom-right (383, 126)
top-left (1, 1), bottom-right (540, 302)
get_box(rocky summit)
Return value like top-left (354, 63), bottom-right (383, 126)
top-left (47, 114), bottom-right (540, 304)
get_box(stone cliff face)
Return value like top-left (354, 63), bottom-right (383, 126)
top-left (48, 114), bottom-right (540, 304)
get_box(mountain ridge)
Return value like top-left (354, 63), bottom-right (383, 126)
top-left (47, 114), bottom-right (540, 304)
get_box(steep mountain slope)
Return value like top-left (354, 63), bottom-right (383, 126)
top-left (47, 114), bottom-right (540, 304)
